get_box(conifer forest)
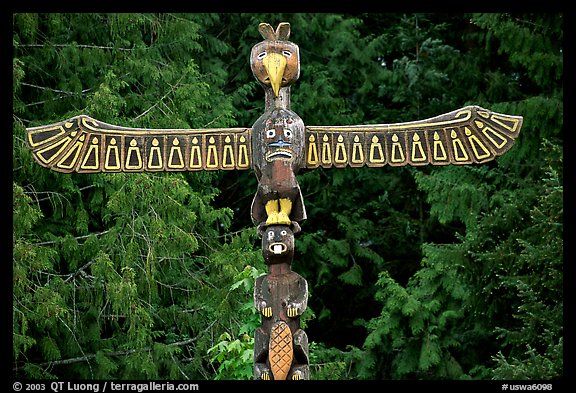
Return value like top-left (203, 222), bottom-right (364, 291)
top-left (13, 13), bottom-right (563, 381)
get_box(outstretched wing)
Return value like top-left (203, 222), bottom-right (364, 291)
top-left (305, 105), bottom-right (522, 169)
top-left (26, 115), bottom-right (252, 173)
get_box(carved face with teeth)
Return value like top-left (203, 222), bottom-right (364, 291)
top-left (261, 225), bottom-right (295, 265)
top-left (252, 107), bottom-right (305, 173)
top-left (264, 121), bottom-right (295, 162)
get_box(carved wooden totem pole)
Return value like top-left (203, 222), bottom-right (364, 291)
top-left (25, 22), bottom-right (523, 380)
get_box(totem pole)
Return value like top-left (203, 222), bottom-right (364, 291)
top-left (249, 22), bottom-right (309, 380)
top-left (24, 22), bottom-right (523, 380)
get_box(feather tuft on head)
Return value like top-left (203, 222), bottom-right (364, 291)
top-left (259, 22), bottom-right (291, 41)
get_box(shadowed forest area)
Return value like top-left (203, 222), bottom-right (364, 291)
top-left (13, 13), bottom-right (563, 381)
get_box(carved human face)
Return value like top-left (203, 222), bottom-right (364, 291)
top-left (252, 108), bottom-right (305, 172)
top-left (263, 119), bottom-right (296, 163)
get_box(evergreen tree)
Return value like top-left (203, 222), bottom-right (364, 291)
top-left (13, 13), bottom-right (261, 379)
top-left (345, 13), bottom-right (563, 380)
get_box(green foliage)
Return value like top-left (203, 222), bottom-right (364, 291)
top-left (472, 13), bottom-right (562, 91)
top-left (207, 265), bottom-right (263, 380)
top-left (208, 332), bottom-right (254, 380)
top-left (13, 13), bottom-right (260, 380)
top-left (308, 342), bottom-right (353, 380)
top-left (346, 13), bottom-right (562, 380)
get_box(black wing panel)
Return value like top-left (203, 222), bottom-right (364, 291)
top-left (305, 106), bottom-right (522, 169)
top-left (26, 115), bottom-right (252, 173)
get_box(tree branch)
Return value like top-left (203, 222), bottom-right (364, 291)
top-left (21, 82), bottom-right (92, 96)
top-left (34, 229), bottom-right (112, 247)
top-left (17, 337), bottom-right (199, 370)
top-left (19, 43), bottom-right (135, 51)
top-left (133, 73), bottom-right (188, 121)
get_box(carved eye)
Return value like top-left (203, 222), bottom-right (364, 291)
top-left (282, 50), bottom-right (292, 58)
top-left (280, 230), bottom-right (287, 236)
top-left (284, 129), bottom-right (293, 139)
top-left (266, 129), bottom-right (276, 138)
top-left (267, 231), bottom-right (274, 241)
top-left (257, 51), bottom-right (267, 60)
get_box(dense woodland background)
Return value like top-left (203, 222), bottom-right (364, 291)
top-left (12, 13), bottom-right (563, 380)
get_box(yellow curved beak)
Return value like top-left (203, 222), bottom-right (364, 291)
top-left (262, 53), bottom-right (286, 97)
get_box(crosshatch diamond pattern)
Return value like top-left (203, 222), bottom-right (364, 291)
top-left (269, 321), bottom-right (293, 380)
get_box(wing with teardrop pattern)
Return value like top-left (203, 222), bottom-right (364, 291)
top-left (25, 115), bottom-right (252, 173)
top-left (304, 106), bottom-right (522, 169)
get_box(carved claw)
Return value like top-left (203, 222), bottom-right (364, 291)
top-left (264, 199), bottom-right (292, 225)
top-left (291, 371), bottom-right (302, 380)
top-left (262, 307), bottom-right (273, 318)
top-left (275, 211), bottom-right (291, 225)
top-left (265, 213), bottom-right (280, 225)
top-left (277, 198), bottom-right (292, 225)
top-left (286, 307), bottom-right (299, 318)
top-left (261, 371), bottom-right (271, 380)
top-left (265, 200), bottom-right (280, 225)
